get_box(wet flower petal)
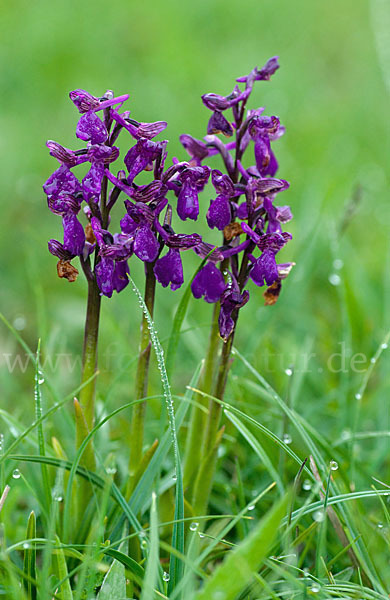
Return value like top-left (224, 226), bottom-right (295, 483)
top-left (62, 213), bottom-right (85, 256)
top-left (207, 195), bottom-right (231, 230)
top-left (95, 257), bottom-right (115, 297)
top-left (191, 262), bottom-right (226, 303)
top-left (76, 111), bottom-right (108, 144)
top-left (113, 260), bottom-right (130, 293)
top-left (250, 249), bottom-right (279, 287)
top-left (154, 248), bottom-right (183, 290)
top-left (69, 89), bottom-right (101, 113)
top-left (43, 165), bottom-right (82, 200)
top-left (134, 225), bottom-right (159, 262)
top-left (82, 162), bottom-right (104, 202)
top-left (207, 111), bottom-right (234, 137)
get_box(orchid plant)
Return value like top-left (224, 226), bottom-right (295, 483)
top-left (42, 56), bottom-right (293, 522)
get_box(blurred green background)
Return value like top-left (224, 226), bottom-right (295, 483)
top-left (0, 0), bottom-right (389, 487)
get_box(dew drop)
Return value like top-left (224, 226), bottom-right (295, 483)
top-left (333, 258), bottom-right (344, 270)
top-left (141, 539), bottom-right (147, 548)
top-left (12, 469), bottom-right (21, 479)
top-left (247, 505), bottom-right (255, 511)
top-left (370, 357), bottom-right (376, 364)
top-left (329, 273), bottom-right (341, 286)
top-left (198, 532), bottom-right (205, 539)
top-left (283, 433), bottom-right (292, 445)
top-left (341, 429), bottom-right (351, 441)
top-left (13, 315), bottom-right (26, 331)
top-left (285, 368), bottom-right (293, 377)
top-left (190, 522), bottom-right (199, 532)
top-left (302, 479), bottom-right (312, 491)
top-left (139, 530), bottom-right (146, 539)
top-left (313, 510), bottom-right (325, 523)
top-left (23, 542), bottom-right (30, 549)
top-left (310, 583), bottom-right (321, 593)
top-left (303, 568), bottom-right (310, 577)
top-left (163, 571), bottom-right (170, 582)
top-left (54, 495), bottom-right (63, 502)
top-left (378, 522), bottom-right (384, 529)
top-left (330, 460), bottom-right (338, 471)
top-left (172, 474), bottom-right (177, 481)
top-left (355, 393), bottom-right (362, 400)
top-left (381, 343), bottom-right (388, 350)
top-left (106, 467), bottom-right (117, 475)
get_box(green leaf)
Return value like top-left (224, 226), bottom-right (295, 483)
top-left (23, 511), bottom-right (37, 600)
top-left (193, 494), bottom-right (289, 600)
top-left (53, 535), bottom-right (73, 600)
top-left (97, 557), bottom-right (126, 600)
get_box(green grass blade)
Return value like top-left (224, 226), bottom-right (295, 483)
top-left (97, 556), bottom-right (126, 600)
top-left (34, 340), bottom-right (51, 516)
top-left (140, 491), bottom-right (159, 600)
top-left (166, 252), bottom-right (215, 378)
top-left (23, 511), bottom-right (37, 600)
top-left (129, 276), bottom-right (184, 595)
top-left (225, 410), bottom-right (285, 494)
top-left (53, 535), bottom-right (73, 600)
top-left (193, 494), bottom-right (289, 600)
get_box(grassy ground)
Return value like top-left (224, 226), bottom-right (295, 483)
top-left (0, 0), bottom-right (389, 598)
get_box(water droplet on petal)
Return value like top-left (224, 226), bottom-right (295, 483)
top-left (12, 469), bottom-right (21, 479)
top-left (313, 510), bottom-right (325, 523)
top-left (190, 522), bottom-right (199, 532)
top-left (283, 433), bottom-right (292, 445)
top-left (330, 460), bottom-right (338, 471)
top-left (163, 571), bottom-right (170, 582)
top-left (302, 479), bottom-right (312, 491)
top-left (329, 273), bottom-right (341, 286)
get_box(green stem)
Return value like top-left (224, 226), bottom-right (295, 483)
top-left (79, 276), bottom-right (102, 433)
top-left (183, 303), bottom-right (220, 491)
top-left (128, 262), bottom-right (157, 482)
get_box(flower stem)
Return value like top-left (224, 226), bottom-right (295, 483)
top-left (79, 276), bottom-right (102, 434)
top-left (183, 303), bottom-right (220, 491)
top-left (128, 262), bottom-right (157, 486)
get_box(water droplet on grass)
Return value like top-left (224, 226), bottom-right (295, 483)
top-left (285, 367), bottom-right (293, 376)
top-left (247, 505), bottom-right (255, 511)
top-left (12, 469), bottom-right (21, 479)
top-left (198, 532), bottom-right (205, 538)
top-left (333, 259), bottom-right (344, 270)
top-left (330, 460), bottom-right (338, 471)
top-left (190, 522), bottom-right (199, 531)
top-left (141, 539), bottom-right (147, 548)
top-left (163, 571), bottom-right (170, 582)
top-left (313, 510), bottom-right (325, 522)
top-left (302, 479), bottom-right (312, 491)
top-left (310, 583), bottom-right (320, 593)
top-left (370, 357), bottom-right (376, 364)
top-left (378, 522), bottom-right (384, 529)
top-left (172, 473), bottom-right (177, 481)
top-left (283, 433), bottom-right (292, 444)
top-left (329, 273), bottom-right (341, 286)
top-left (355, 392), bottom-right (362, 400)
top-left (381, 343), bottom-right (388, 349)
top-left (13, 315), bottom-right (26, 331)
top-left (23, 542), bottom-right (30, 549)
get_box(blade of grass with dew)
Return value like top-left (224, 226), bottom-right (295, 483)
top-left (128, 275), bottom-right (184, 596)
top-left (225, 410), bottom-right (284, 494)
top-left (34, 340), bottom-right (51, 516)
top-left (140, 491), bottom-right (159, 600)
top-left (192, 493), bottom-right (289, 600)
top-left (23, 511), bottom-right (36, 600)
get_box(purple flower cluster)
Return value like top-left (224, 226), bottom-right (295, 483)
top-left (43, 90), bottom-right (203, 297)
top-left (43, 57), bottom-right (294, 339)
top-left (181, 57), bottom-right (294, 339)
